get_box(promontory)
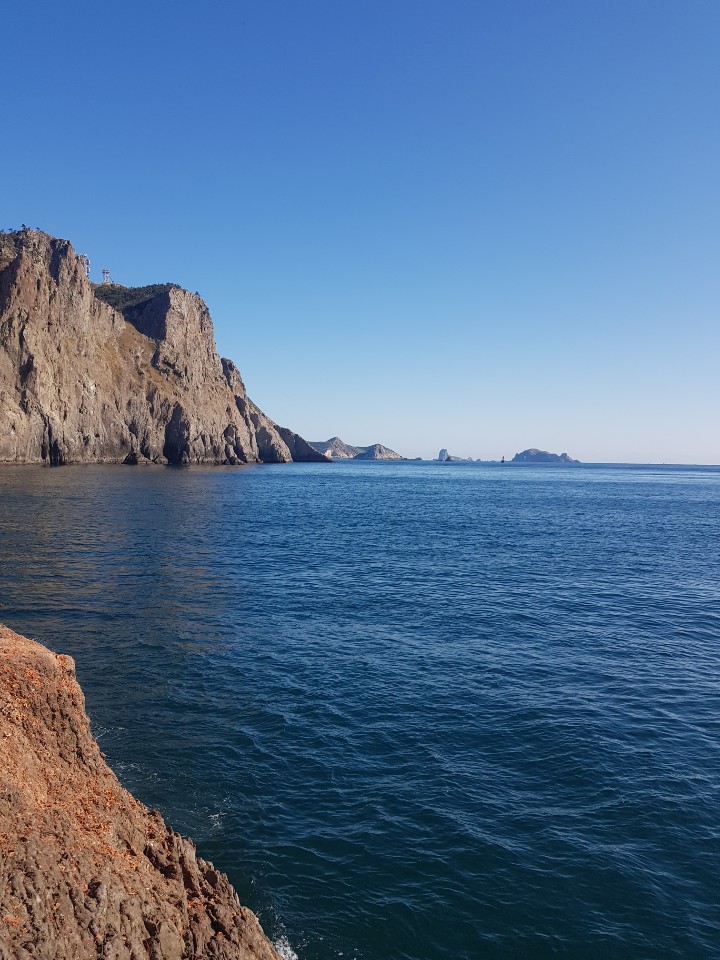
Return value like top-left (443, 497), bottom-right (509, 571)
top-left (0, 229), bottom-right (327, 466)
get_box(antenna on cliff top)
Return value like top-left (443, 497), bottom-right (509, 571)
top-left (102, 268), bottom-right (111, 285)
top-left (80, 255), bottom-right (90, 278)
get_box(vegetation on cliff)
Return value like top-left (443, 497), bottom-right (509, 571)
top-left (93, 282), bottom-right (181, 315)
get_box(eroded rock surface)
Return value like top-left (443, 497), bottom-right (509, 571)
top-left (0, 229), bottom-right (327, 466)
top-left (0, 623), bottom-right (280, 960)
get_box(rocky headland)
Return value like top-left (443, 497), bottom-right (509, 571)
top-left (0, 623), bottom-right (280, 960)
top-left (512, 448), bottom-right (578, 464)
top-left (0, 229), bottom-right (328, 466)
top-left (309, 437), bottom-right (403, 460)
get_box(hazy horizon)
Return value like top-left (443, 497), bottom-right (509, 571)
top-left (4, 1), bottom-right (718, 465)
top-left (305, 443), bottom-right (720, 467)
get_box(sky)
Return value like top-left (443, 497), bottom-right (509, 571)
top-left (3, 0), bottom-right (719, 462)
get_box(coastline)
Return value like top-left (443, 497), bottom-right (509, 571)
top-left (0, 623), bottom-right (280, 960)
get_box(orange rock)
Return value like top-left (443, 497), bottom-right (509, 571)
top-left (0, 623), bottom-right (280, 960)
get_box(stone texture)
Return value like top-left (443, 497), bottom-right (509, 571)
top-left (0, 623), bottom-right (280, 960)
top-left (0, 229), bottom-right (328, 466)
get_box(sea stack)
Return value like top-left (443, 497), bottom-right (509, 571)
top-left (0, 623), bottom-right (280, 960)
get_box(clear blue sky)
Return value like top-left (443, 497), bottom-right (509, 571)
top-left (3, 1), bottom-right (719, 462)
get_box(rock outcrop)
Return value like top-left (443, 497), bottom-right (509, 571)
top-left (308, 438), bottom-right (365, 459)
top-left (436, 449), bottom-right (472, 462)
top-left (0, 229), bottom-right (328, 466)
top-left (0, 623), bottom-right (280, 960)
top-left (512, 448), bottom-right (579, 463)
top-left (352, 443), bottom-right (402, 461)
top-left (309, 437), bottom-right (403, 460)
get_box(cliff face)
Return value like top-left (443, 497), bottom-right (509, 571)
top-left (0, 229), bottom-right (327, 465)
top-left (0, 623), bottom-right (280, 960)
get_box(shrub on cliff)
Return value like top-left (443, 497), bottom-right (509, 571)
top-left (93, 282), bottom-right (180, 313)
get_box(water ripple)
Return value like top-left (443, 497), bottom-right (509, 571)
top-left (1, 461), bottom-right (719, 959)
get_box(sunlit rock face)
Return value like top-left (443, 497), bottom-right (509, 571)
top-left (352, 443), bottom-right (403, 460)
top-left (0, 623), bottom-right (281, 960)
top-left (0, 229), bottom-right (327, 466)
top-left (309, 437), bottom-right (403, 460)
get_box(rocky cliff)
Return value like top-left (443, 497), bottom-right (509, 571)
top-left (0, 229), bottom-right (327, 466)
top-left (0, 623), bottom-right (280, 960)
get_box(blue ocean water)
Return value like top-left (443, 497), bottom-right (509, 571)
top-left (1, 461), bottom-right (719, 960)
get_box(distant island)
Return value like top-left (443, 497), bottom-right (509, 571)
top-left (512, 448), bottom-right (579, 464)
top-left (309, 437), bottom-right (403, 460)
top-left (437, 449), bottom-right (473, 462)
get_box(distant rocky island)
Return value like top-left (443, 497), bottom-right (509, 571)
top-left (0, 229), bottom-right (328, 466)
top-left (433, 447), bottom-right (579, 464)
top-left (437, 449), bottom-right (474, 462)
top-left (512, 448), bottom-right (579, 464)
top-left (309, 437), bottom-right (403, 460)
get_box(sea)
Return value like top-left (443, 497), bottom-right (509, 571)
top-left (1, 460), bottom-right (718, 960)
